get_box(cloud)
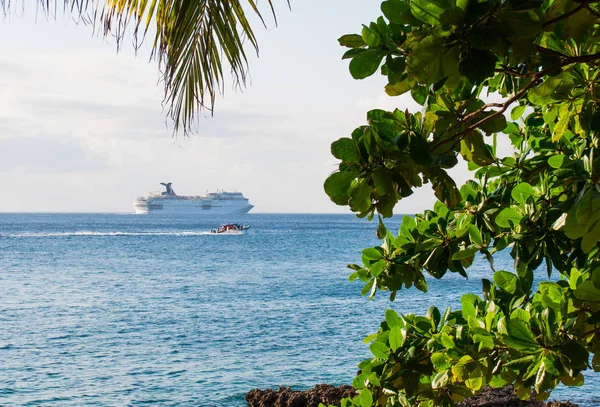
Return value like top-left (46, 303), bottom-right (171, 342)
top-left (0, 135), bottom-right (109, 173)
top-left (0, 3), bottom-right (478, 214)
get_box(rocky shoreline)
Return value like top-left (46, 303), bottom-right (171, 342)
top-left (245, 385), bottom-right (579, 407)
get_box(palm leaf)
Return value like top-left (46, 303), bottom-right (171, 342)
top-left (1, 0), bottom-right (279, 135)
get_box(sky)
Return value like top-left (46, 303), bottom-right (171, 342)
top-left (0, 0), bottom-right (479, 213)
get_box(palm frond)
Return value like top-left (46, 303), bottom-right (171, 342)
top-left (1, 0), bottom-right (279, 135)
top-left (105, 0), bottom-right (278, 134)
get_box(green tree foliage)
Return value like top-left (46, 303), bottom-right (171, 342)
top-left (324, 1), bottom-right (600, 406)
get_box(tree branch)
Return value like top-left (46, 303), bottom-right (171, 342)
top-left (584, 4), bottom-right (600, 19)
top-left (495, 68), bottom-right (532, 78)
top-left (542, 4), bottom-right (585, 27)
top-left (431, 50), bottom-right (600, 155)
top-left (581, 326), bottom-right (600, 339)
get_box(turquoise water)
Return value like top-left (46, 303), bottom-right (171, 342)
top-left (0, 213), bottom-right (597, 406)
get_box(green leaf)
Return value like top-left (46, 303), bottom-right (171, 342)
top-left (592, 268), bottom-right (600, 291)
top-left (465, 367), bottom-right (484, 391)
top-left (361, 25), bottom-right (382, 47)
top-left (381, 0), bottom-right (411, 24)
top-left (385, 309), bottom-right (402, 328)
top-left (349, 50), bottom-right (385, 80)
top-left (504, 319), bottom-right (539, 351)
top-left (542, 354), bottom-right (562, 377)
top-left (495, 207), bottom-right (522, 228)
top-left (385, 77), bottom-right (416, 96)
top-left (468, 224), bottom-right (483, 246)
top-left (429, 168), bottom-right (462, 208)
top-left (528, 76), bottom-right (561, 106)
top-left (452, 355), bottom-right (475, 382)
top-left (361, 279), bottom-right (375, 296)
top-left (511, 183), bottom-right (536, 205)
top-left (338, 34), bottom-right (366, 49)
top-left (510, 308), bottom-right (530, 323)
top-left (440, 6), bottom-right (465, 25)
top-left (389, 325), bottom-right (405, 351)
top-left (573, 280), bottom-right (600, 301)
top-left (511, 105), bottom-right (526, 121)
top-left (371, 168), bottom-right (394, 196)
top-left (497, 10), bottom-right (540, 37)
top-left (515, 385), bottom-right (530, 400)
top-left (362, 247), bottom-right (384, 263)
top-left (409, 135), bottom-right (432, 165)
top-left (431, 352), bottom-right (451, 371)
top-left (461, 294), bottom-right (479, 319)
top-left (582, 219), bottom-right (600, 254)
top-left (370, 341), bottom-right (390, 359)
top-left (349, 178), bottom-right (372, 213)
top-left (548, 155), bottom-right (567, 169)
top-left (411, 85), bottom-right (427, 106)
top-left (441, 332), bottom-right (455, 349)
top-left (478, 113), bottom-right (507, 136)
top-left (386, 56), bottom-right (406, 85)
top-left (494, 270), bottom-right (520, 295)
top-left (460, 48), bottom-right (496, 85)
top-left (370, 260), bottom-right (387, 277)
top-left (538, 32), bottom-right (567, 55)
top-left (376, 216), bottom-right (387, 239)
top-left (410, 0), bottom-right (449, 25)
top-left (324, 172), bottom-right (355, 205)
top-left (553, 0), bottom-right (598, 40)
top-left (576, 190), bottom-right (593, 225)
top-left (331, 138), bottom-right (361, 162)
top-left (553, 103), bottom-right (572, 142)
top-left (460, 130), bottom-right (495, 166)
top-left (560, 373), bottom-right (585, 387)
top-left (452, 245), bottom-right (480, 260)
top-left (358, 388), bottom-right (373, 407)
top-left (561, 343), bottom-right (589, 371)
top-left (406, 35), bottom-right (446, 84)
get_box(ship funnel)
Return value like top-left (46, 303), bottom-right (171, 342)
top-left (160, 182), bottom-right (176, 196)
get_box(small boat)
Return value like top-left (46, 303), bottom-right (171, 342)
top-left (210, 224), bottom-right (250, 234)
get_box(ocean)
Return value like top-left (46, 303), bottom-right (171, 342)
top-left (0, 213), bottom-right (597, 406)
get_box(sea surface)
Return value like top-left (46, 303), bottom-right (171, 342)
top-left (0, 213), bottom-right (598, 406)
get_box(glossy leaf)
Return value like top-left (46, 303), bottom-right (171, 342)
top-left (511, 183), bottom-right (536, 205)
top-left (349, 50), bottom-right (385, 80)
top-left (495, 208), bottom-right (522, 228)
top-left (494, 271), bottom-right (520, 295)
top-left (410, 0), bottom-right (448, 25)
top-left (338, 34), bottom-right (366, 49)
top-left (504, 319), bottom-right (539, 351)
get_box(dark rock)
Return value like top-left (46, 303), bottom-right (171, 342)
top-left (245, 384), bottom-right (355, 407)
top-left (456, 386), bottom-right (580, 407)
top-left (457, 386), bottom-right (539, 407)
top-left (245, 385), bottom-right (579, 407)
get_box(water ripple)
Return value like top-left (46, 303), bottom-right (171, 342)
top-left (0, 213), bottom-right (596, 406)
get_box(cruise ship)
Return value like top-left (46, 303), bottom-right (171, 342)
top-left (133, 183), bottom-right (254, 214)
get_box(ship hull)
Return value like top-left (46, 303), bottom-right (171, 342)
top-left (133, 198), bottom-right (253, 215)
top-left (134, 185), bottom-right (253, 215)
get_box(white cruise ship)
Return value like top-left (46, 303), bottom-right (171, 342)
top-left (133, 183), bottom-right (254, 215)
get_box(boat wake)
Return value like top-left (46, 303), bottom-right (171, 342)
top-left (0, 231), bottom-right (240, 238)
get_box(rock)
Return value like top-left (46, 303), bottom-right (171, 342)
top-left (457, 386), bottom-right (539, 407)
top-left (245, 385), bottom-right (579, 407)
top-left (456, 386), bottom-right (580, 407)
top-left (245, 384), bottom-right (355, 407)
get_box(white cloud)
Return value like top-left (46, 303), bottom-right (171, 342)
top-left (0, 135), bottom-right (108, 172)
top-left (0, 1), bottom-right (492, 215)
